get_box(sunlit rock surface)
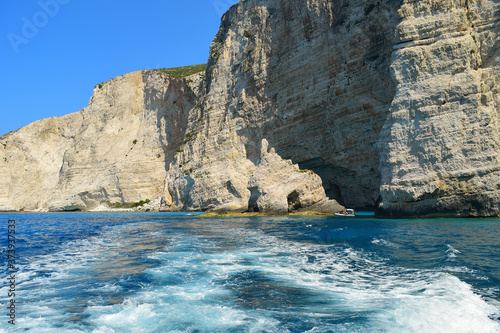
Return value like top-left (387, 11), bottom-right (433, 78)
top-left (1, 0), bottom-right (499, 217)
top-left (378, 0), bottom-right (500, 216)
top-left (0, 71), bottom-right (198, 211)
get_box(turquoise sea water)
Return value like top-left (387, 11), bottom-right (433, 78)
top-left (0, 212), bottom-right (499, 332)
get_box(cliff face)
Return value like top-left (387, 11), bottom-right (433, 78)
top-left (378, 0), bottom-right (500, 216)
top-left (0, 71), bottom-right (198, 211)
top-left (2, 0), bottom-right (499, 216)
top-left (164, 0), bottom-right (499, 216)
top-left (163, 0), bottom-right (402, 212)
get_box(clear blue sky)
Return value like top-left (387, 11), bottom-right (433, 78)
top-left (0, 0), bottom-right (239, 136)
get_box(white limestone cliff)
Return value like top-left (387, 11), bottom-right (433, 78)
top-left (162, 0), bottom-right (401, 212)
top-left (164, 0), bottom-right (499, 217)
top-left (247, 139), bottom-right (342, 215)
top-left (1, 0), bottom-right (499, 217)
top-left (0, 70), bottom-right (198, 211)
top-left (378, 0), bottom-right (500, 216)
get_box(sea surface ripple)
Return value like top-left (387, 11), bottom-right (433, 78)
top-left (0, 213), bottom-right (499, 332)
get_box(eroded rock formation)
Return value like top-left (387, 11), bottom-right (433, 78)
top-left (377, 0), bottom-right (500, 216)
top-left (1, 0), bottom-right (499, 216)
top-left (247, 139), bottom-right (342, 215)
top-left (163, 0), bottom-right (402, 212)
top-left (0, 70), bottom-right (199, 211)
top-left (164, 0), bottom-right (499, 217)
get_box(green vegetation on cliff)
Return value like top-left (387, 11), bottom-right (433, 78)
top-left (155, 64), bottom-right (207, 78)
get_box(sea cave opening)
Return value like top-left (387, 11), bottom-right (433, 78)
top-left (287, 190), bottom-right (301, 212)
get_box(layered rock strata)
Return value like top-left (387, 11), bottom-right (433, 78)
top-left (247, 139), bottom-right (342, 215)
top-left (163, 0), bottom-right (402, 212)
top-left (1, 0), bottom-right (499, 217)
top-left (162, 136), bottom-right (342, 214)
top-left (0, 70), bottom-right (198, 211)
top-left (377, 0), bottom-right (500, 216)
top-left (164, 0), bottom-right (499, 217)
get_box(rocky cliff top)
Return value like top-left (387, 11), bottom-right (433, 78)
top-left (0, 70), bottom-right (200, 211)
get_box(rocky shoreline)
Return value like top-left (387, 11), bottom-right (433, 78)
top-left (1, 0), bottom-right (499, 217)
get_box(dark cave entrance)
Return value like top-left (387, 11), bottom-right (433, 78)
top-left (298, 159), bottom-right (348, 206)
top-left (295, 157), bottom-right (381, 210)
top-left (287, 190), bottom-right (302, 212)
top-left (326, 182), bottom-right (345, 206)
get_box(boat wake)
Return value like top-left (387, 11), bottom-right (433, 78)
top-left (0, 216), bottom-right (499, 332)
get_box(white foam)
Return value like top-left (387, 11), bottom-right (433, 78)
top-left (7, 220), bottom-right (500, 332)
top-left (445, 244), bottom-right (461, 260)
top-left (372, 237), bottom-right (400, 248)
top-left (87, 283), bottom-right (122, 293)
top-left (86, 298), bottom-right (277, 332)
top-left (222, 228), bottom-right (500, 332)
top-left (0, 223), bottom-right (139, 332)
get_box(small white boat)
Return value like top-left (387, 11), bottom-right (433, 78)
top-left (335, 209), bottom-right (355, 217)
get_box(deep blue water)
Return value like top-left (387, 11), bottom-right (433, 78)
top-left (0, 212), bottom-right (499, 332)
